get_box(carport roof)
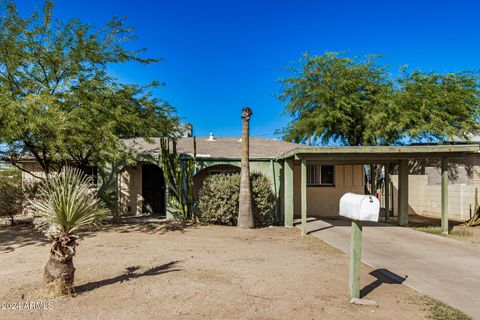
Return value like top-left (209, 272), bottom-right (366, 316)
top-left (277, 144), bottom-right (480, 163)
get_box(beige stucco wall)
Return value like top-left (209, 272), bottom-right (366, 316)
top-left (391, 174), bottom-right (477, 221)
top-left (118, 163), bottom-right (144, 215)
top-left (294, 164), bottom-right (364, 217)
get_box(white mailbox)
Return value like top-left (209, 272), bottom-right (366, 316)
top-left (339, 193), bottom-right (380, 222)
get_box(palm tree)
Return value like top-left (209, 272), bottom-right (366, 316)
top-left (31, 167), bottom-right (107, 295)
top-left (238, 107), bottom-right (254, 228)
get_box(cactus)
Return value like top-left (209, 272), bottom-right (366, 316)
top-left (466, 187), bottom-right (480, 227)
top-left (475, 187), bottom-right (479, 213)
top-left (159, 137), bottom-right (197, 222)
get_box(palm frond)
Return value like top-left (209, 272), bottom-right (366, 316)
top-left (31, 167), bottom-right (108, 234)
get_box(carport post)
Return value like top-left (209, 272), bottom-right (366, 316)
top-left (441, 158), bottom-right (449, 235)
top-left (301, 158), bottom-right (307, 235)
top-left (349, 220), bottom-right (362, 299)
top-left (398, 159), bottom-right (409, 226)
top-left (284, 159), bottom-right (294, 227)
top-left (384, 164), bottom-right (390, 222)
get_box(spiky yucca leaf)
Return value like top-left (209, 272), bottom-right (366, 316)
top-left (32, 167), bottom-right (108, 234)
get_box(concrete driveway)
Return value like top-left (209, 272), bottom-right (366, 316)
top-left (301, 219), bottom-right (480, 319)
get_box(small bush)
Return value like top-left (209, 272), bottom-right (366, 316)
top-left (198, 172), bottom-right (276, 226)
top-left (0, 179), bottom-right (24, 224)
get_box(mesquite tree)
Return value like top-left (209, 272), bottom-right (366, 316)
top-left (279, 52), bottom-right (480, 146)
top-left (0, 1), bottom-right (178, 178)
top-left (237, 107), bottom-right (254, 228)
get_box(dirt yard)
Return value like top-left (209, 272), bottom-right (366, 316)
top-left (0, 218), bottom-right (436, 319)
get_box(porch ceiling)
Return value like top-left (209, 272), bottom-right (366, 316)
top-left (277, 144), bottom-right (480, 163)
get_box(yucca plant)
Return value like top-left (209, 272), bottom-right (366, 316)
top-left (31, 167), bottom-right (108, 295)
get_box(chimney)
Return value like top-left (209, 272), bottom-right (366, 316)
top-left (208, 132), bottom-right (215, 141)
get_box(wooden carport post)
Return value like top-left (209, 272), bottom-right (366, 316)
top-left (301, 159), bottom-right (307, 235)
top-left (398, 159), bottom-right (409, 226)
top-left (384, 164), bottom-right (391, 222)
top-left (441, 158), bottom-right (449, 235)
top-left (284, 159), bottom-right (294, 227)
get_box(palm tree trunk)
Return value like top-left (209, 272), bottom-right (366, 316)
top-left (238, 107), bottom-right (254, 228)
top-left (44, 234), bottom-right (77, 295)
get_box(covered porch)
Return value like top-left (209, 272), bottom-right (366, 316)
top-left (279, 144), bottom-right (480, 235)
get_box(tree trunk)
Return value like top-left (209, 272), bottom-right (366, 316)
top-left (238, 107), bottom-right (254, 228)
top-left (44, 234), bottom-right (77, 295)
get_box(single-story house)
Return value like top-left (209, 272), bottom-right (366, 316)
top-left (19, 134), bottom-right (480, 232)
top-left (119, 135), bottom-right (365, 221)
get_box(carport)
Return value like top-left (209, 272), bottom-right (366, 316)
top-left (278, 144), bottom-right (480, 235)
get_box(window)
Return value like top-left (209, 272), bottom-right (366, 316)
top-left (307, 164), bottom-right (334, 186)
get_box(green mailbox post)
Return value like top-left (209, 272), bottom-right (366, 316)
top-left (339, 193), bottom-right (380, 300)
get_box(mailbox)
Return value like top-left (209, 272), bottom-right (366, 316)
top-left (339, 193), bottom-right (380, 222)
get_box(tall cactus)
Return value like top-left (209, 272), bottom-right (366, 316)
top-left (475, 187), bottom-right (479, 213)
top-left (466, 187), bottom-right (480, 227)
top-left (159, 137), bottom-right (196, 222)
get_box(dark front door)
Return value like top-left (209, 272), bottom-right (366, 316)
top-left (142, 164), bottom-right (165, 215)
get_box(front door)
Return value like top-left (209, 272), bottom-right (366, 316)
top-left (142, 164), bottom-right (165, 215)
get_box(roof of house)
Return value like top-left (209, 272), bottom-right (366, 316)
top-left (123, 137), bottom-right (301, 159)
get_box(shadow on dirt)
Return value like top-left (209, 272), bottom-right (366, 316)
top-left (75, 261), bottom-right (181, 294)
top-left (361, 268), bottom-right (408, 298)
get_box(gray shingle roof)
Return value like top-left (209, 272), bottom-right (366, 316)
top-left (123, 137), bottom-right (300, 159)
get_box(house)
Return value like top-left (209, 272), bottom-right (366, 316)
top-left (19, 134), bottom-right (480, 231)
top-left (119, 135), bottom-right (364, 221)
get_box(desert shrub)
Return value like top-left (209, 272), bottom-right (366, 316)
top-left (198, 172), bottom-right (276, 226)
top-left (251, 173), bottom-right (276, 225)
top-left (0, 179), bottom-right (23, 224)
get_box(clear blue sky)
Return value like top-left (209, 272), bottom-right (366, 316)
top-left (18, 0), bottom-right (480, 139)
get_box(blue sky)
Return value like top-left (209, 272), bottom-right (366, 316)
top-left (18, 0), bottom-right (480, 139)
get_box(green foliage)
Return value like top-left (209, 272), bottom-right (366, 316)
top-left (0, 1), bottom-right (178, 175)
top-left (0, 178), bottom-right (23, 224)
top-left (31, 167), bottom-right (108, 234)
top-left (198, 172), bottom-right (276, 226)
top-left (251, 173), bottom-right (276, 226)
top-left (279, 52), bottom-right (392, 146)
top-left (279, 52), bottom-right (480, 146)
top-left (394, 71), bottom-right (480, 143)
top-left (198, 173), bottom-right (240, 225)
top-left (160, 137), bottom-right (196, 221)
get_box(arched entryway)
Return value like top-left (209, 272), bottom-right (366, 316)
top-left (193, 164), bottom-right (240, 200)
top-left (142, 164), bottom-right (166, 215)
